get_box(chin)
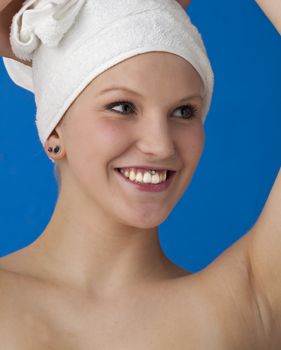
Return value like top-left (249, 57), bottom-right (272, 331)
top-left (121, 209), bottom-right (171, 229)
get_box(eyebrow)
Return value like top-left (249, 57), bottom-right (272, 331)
top-left (98, 86), bottom-right (203, 102)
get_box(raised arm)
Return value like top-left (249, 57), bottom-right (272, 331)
top-left (176, 0), bottom-right (192, 9)
top-left (177, 0), bottom-right (281, 35)
top-left (0, 0), bottom-right (32, 66)
top-left (255, 0), bottom-right (281, 34)
top-left (0, 0), bottom-right (13, 12)
top-left (244, 1), bottom-right (281, 346)
top-left (246, 168), bottom-right (281, 346)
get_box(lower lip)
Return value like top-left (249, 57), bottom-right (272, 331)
top-left (114, 169), bottom-right (176, 192)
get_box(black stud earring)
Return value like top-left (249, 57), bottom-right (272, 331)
top-left (48, 146), bottom-right (61, 154)
top-left (54, 145), bottom-right (61, 154)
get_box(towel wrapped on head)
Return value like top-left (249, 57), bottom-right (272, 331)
top-left (3, 0), bottom-right (214, 161)
top-left (9, 0), bottom-right (87, 61)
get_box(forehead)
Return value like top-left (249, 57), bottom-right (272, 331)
top-left (85, 52), bottom-right (204, 96)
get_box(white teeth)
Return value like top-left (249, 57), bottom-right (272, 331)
top-left (154, 173), bottom-right (161, 184)
top-left (119, 168), bottom-right (168, 184)
top-left (129, 171), bottom-right (136, 181)
top-left (143, 172), bottom-right (152, 183)
top-left (136, 172), bottom-right (143, 182)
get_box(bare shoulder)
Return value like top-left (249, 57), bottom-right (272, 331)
top-left (0, 264), bottom-right (34, 315)
top-left (0, 234), bottom-right (274, 350)
top-left (0, 267), bottom-right (26, 347)
top-left (0, 261), bottom-right (60, 349)
top-left (178, 230), bottom-right (272, 350)
top-left (0, 250), bottom-right (52, 345)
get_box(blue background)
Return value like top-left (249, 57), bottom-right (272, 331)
top-left (0, 1), bottom-right (280, 272)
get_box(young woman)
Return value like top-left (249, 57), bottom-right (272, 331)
top-left (0, 0), bottom-right (280, 349)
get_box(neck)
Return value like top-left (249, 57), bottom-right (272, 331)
top-left (28, 185), bottom-right (183, 297)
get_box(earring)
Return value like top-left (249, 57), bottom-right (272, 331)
top-left (48, 145), bottom-right (61, 154)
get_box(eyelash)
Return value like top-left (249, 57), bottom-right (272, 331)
top-left (105, 100), bottom-right (198, 120)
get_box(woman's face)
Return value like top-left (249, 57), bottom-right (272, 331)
top-left (55, 52), bottom-right (205, 228)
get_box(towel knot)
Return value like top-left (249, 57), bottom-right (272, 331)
top-left (10, 0), bottom-right (87, 61)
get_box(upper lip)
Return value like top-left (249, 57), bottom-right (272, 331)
top-left (116, 166), bottom-right (178, 171)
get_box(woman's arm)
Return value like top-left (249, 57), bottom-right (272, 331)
top-left (0, 0), bottom-right (13, 12)
top-left (255, 0), bottom-right (281, 34)
top-left (0, 0), bottom-right (32, 66)
top-left (176, 0), bottom-right (192, 10)
top-left (247, 168), bottom-right (281, 346)
top-left (244, 1), bottom-right (281, 345)
top-left (177, 0), bottom-right (281, 35)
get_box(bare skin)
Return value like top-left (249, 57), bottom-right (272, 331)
top-left (0, 0), bottom-right (32, 66)
top-left (255, 0), bottom-right (281, 34)
top-left (0, 51), bottom-right (268, 350)
top-left (0, 0), bottom-right (280, 349)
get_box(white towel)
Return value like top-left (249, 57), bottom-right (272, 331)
top-left (2, 0), bottom-right (214, 153)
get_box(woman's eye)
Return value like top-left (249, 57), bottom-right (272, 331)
top-left (105, 101), bottom-right (198, 120)
top-left (174, 104), bottom-right (198, 120)
top-left (106, 101), bottom-right (135, 115)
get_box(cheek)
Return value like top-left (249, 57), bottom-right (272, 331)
top-left (66, 118), bottom-right (132, 162)
top-left (177, 123), bottom-right (205, 163)
top-left (93, 120), bottom-right (131, 150)
top-left (191, 124), bottom-right (205, 154)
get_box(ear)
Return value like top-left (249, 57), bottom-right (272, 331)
top-left (44, 121), bottom-right (66, 160)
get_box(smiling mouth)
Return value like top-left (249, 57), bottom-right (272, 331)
top-left (115, 168), bottom-right (175, 183)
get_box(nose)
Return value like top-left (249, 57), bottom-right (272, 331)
top-left (136, 115), bottom-right (176, 160)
